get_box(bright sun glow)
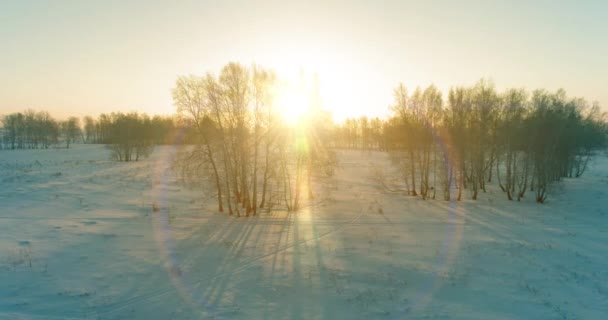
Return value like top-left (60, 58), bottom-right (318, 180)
top-left (267, 47), bottom-right (372, 124)
top-left (276, 82), bottom-right (309, 125)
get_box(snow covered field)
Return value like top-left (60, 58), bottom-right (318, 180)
top-left (1, 145), bottom-right (607, 319)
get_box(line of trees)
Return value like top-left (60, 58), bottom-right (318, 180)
top-left (331, 116), bottom-right (384, 149)
top-left (2, 74), bottom-right (606, 205)
top-left (103, 113), bottom-right (154, 162)
top-left (173, 62), bottom-right (335, 216)
top-left (83, 112), bottom-right (193, 161)
top-left (83, 113), bottom-right (183, 145)
top-left (379, 80), bottom-right (607, 203)
top-left (0, 110), bottom-right (81, 150)
top-left (1, 110), bottom-right (194, 162)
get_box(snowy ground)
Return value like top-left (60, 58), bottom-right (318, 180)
top-left (1, 145), bottom-right (607, 319)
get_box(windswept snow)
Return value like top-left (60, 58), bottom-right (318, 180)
top-left (1, 146), bottom-right (607, 319)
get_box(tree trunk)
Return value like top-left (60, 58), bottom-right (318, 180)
top-left (206, 143), bottom-right (223, 212)
top-left (259, 143), bottom-right (271, 208)
top-left (409, 149), bottom-right (417, 196)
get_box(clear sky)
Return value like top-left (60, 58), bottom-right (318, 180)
top-left (1, 0), bottom-right (607, 121)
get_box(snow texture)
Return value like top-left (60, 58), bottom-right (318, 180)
top-left (1, 145), bottom-right (607, 319)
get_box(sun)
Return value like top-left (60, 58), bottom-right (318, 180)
top-left (269, 67), bottom-right (362, 125)
top-left (268, 47), bottom-right (380, 124)
top-left (276, 82), bottom-right (309, 125)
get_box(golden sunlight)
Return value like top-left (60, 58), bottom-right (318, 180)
top-left (3, 2), bottom-right (608, 319)
top-left (267, 46), bottom-right (367, 124)
top-left (276, 83), bottom-right (308, 125)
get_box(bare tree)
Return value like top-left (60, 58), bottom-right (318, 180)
top-left (83, 116), bottom-right (97, 143)
top-left (173, 75), bottom-right (225, 212)
top-left (61, 117), bottom-right (81, 148)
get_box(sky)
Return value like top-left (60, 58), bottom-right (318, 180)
top-left (1, 0), bottom-right (607, 121)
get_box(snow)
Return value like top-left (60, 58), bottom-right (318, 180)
top-left (1, 145), bottom-right (607, 319)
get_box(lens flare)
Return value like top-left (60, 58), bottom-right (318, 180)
top-left (150, 115), bottom-right (466, 317)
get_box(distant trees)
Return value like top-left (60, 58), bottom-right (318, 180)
top-left (2, 75), bottom-right (606, 206)
top-left (83, 116), bottom-right (97, 143)
top-left (1, 110), bottom-right (60, 149)
top-left (104, 113), bottom-right (155, 161)
top-left (382, 80), bottom-right (607, 203)
top-left (1, 110), bottom-right (186, 158)
top-left (82, 113), bottom-right (180, 145)
top-left (61, 117), bottom-right (81, 148)
top-left (331, 116), bottom-right (385, 149)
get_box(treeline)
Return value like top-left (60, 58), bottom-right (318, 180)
top-left (82, 113), bottom-right (187, 145)
top-left (0, 111), bottom-right (198, 160)
top-left (173, 62), bottom-right (335, 216)
top-left (84, 112), bottom-right (197, 161)
top-left (370, 81), bottom-right (607, 203)
top-left (3, 70), bottom-right (606, 204)
top-left (331, 117), bottom-right (384, 149)
top-left (100, 113), bottom-right (168, 161)
top-left (0, 110), bottom-right (81, 149)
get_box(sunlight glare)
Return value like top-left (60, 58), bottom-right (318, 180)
top-left (266, 46), bottom-right (383, 124)
top-left (276, 82), bottom-right (309, 125)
